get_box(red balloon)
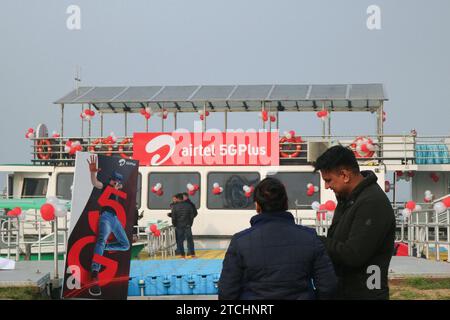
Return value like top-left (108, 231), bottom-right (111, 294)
top-left (270, 115), bottom-right (276, 122)
top-left (144, 113), bottom-right (151, 120)
top-left (442, 197), bottom-right (450, 208)
top-left (319, 204), bottom-right (327, 211)
top-left (306, 190), bottom-right (314, 197)
top-left (40, 203), bottom-right (55, 221)
top-left (405, 201), bottom-right (416, 210)
top-left (156, 189), bottom-right (163, 196)
top-left (153, 230), bottom-right (161, 237)
top-left (200, 115), bottom-right (204, 121)
top-left (193, 184), bottom-right (199, 191)
top-left (396, 171), bottom-right (403, 177)
top-left (150, 224), bottom-right (158, 232)
top-left (325, 200), bottom-right (336, 211)
top-left (140, 109), bottom-right (146, 115)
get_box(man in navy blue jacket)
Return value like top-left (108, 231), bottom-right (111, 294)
top-left (218, 177), bottom-right (337, 300)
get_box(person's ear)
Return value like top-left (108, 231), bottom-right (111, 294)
top-left (255, 202), bottom-right (261, 213)
top-left (340, 169), bottom-right (351, 183)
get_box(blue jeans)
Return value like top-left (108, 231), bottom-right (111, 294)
top-left (175, 226), bottom-right (195, 256)
top-left (91, 211), bottom-right (130, 273)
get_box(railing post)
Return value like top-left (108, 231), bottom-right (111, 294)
top-left (435, 210), bottom-right (440, 262)
top-left (54, 218), bottom-right (59, 280)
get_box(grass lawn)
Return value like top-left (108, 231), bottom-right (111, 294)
top-left (0, 287), bottom-right (49, 300)
top-left (390, 277), bottom-right (450, 300)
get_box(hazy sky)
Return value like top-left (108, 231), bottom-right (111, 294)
top-left (1, 0), bottom-right (449, 197)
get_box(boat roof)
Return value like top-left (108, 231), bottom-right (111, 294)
top-left (54, 84), bottom-right (387, 113)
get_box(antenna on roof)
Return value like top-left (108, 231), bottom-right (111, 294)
top-left (74, 65), bottom-right (81, 94)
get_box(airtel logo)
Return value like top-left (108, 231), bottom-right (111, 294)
top-left (118, 159), bottom-right (126, 166)
top-left (145, 135), bottom-right (176, 166)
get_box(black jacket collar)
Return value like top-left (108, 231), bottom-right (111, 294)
top-left (250, 211), bottom-right (295, 226)
top-left (337, 170), bottom-right (378, 203)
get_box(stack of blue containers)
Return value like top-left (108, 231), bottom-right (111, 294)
top-left (128, 259), bottom-right (223, 296)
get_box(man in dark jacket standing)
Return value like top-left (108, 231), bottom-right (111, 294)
top-left (314, 145), bottom-right (395, 300)
top-left (170, 193), bottom-right (197, 258)
top-left (219, 177), bottom-right (337, 300)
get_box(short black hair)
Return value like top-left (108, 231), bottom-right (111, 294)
top-left (253, 177), bottom-right (288, 212)
top-left (313, 145), bottom-right (360, 174)
top-left (174, 193), bottom-right (184, 201)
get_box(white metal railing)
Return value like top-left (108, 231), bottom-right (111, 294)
top-left (146, 225), bottom-right (176, 258)
top-left (396, 208), bottom-right (450, 262)
top-left (28, 134), bottom-right (450, 165)
top-left (0, 211), bottom-right (68, 268)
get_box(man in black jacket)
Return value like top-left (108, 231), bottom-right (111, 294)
top-left (218, 177), bottom-right (337, 300)
top-left (314, 145), bottom-right (395, 300)
top-left (170, 193), bottom-right (197, 258)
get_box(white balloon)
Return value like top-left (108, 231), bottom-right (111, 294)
top-left (213, 183), bottom-right (219, 188)
top-left (46, 196), bottom-right (59, 205)
top-left (433, 202), bottom-right (447, 214)
top-left (311, 201), bottom-right (320, 210)
top-left (55, 204), bottom-right (68, 217)
top-left (307, 183), bottom-right (313, 188)
top-left (314, 186), bottom-right (319, 192)
top-left (187, 183), bottom-right (194, 191)
top-left (219, 187), bottom-right (223, 192)
top-left (243, 185), bottom-right (250, 192)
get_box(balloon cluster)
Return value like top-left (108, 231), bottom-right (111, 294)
top-left (424, 190), bottom-right (433, 203)
top-left (140, 107), bottom-right (152, 120)
top-left (25, 128), bottom-right (35, 139)
top-left (306, 183), bottom-right (319, 196)
top-left (311, 200), bottom-right (336, 221)
top-left (80, 109), bottom-right (95, 121)
top-left (52, 131), bottom-right (60, 138)
top-left (65, 140), bottom-right (82, 155)
top-left (212, 182), bottom-right (223, 195)
top-left (430, 172), bottom-right (439, 183)
top-left (259, 110), bottom-right (276, 122)
top-left (103, 132), bottom-right (118, 145)
top-left (148, 224), bottom-right (161, 237)
top-left (401, 201), bottom-right (422, 218)
top-left (151, 183), bottom-right (163, 196)
top-left (243, 185), bottom-right (254, 198)
top-left (7, 207), bottom-right (22, 218)
top-left (187, 183), bottom-right (200, 196)
top-left (40, 196), bottom-right (68, 221)
top-left (198, 110), bottom-right (210, 121)
top-left (433, 196), bottom-right (450, 214)
top-left (283, 130), bottom-right (297, 139)
top-left (158, 108), bottom-right (169, 120)
top-left (396, 170), bottom-right (415, 182)
top-left (351, 137), bottom-right (376, 158)
top-left (316, 110), bottom-right (329, 121)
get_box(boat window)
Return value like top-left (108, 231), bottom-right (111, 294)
top-left (267, 172), bottom-right (321, 209)
top-left (8, 175), bottom-right (13, 198)
top-left (56, 173), bottom-right (74, 200)
top-left (207, 172), bottom-right (260, 210)
top-left (136, 173), bottom-right (142, 208)
top-left (21, 178), bottom-right (48, 198)
top-left (148, 172), bottom-right (200, 210)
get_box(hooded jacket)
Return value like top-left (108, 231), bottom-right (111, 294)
top-left (319, 170), bottom-right (395, 300)
top-left (218, 211), bottom-right (337, 300)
